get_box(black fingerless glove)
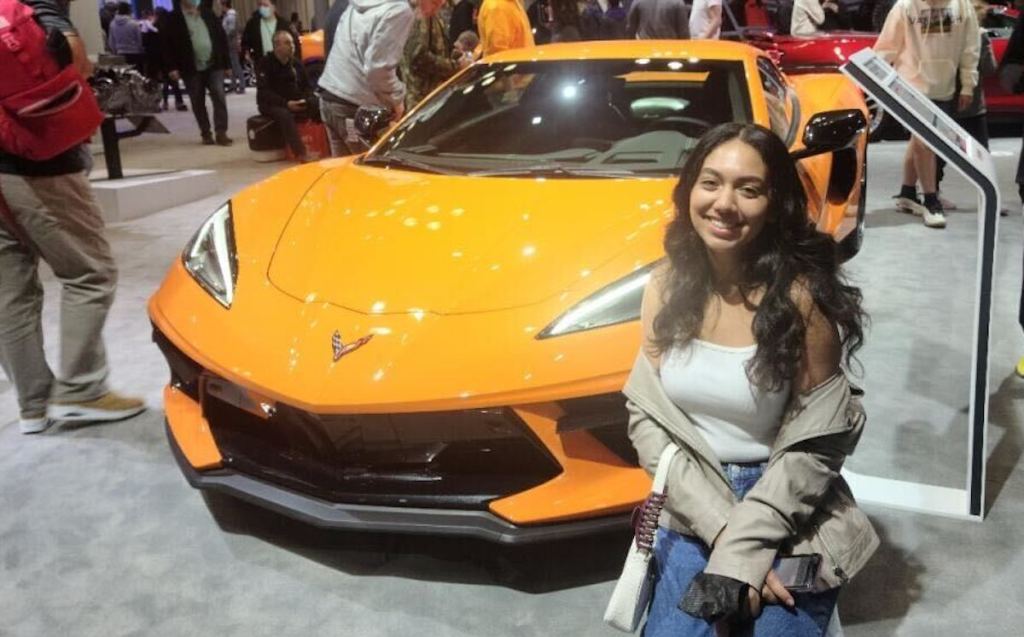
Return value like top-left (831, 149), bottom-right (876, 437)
top-left (678, 573), bottom-right (756, 624)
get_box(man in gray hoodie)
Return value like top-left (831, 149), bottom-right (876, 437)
top-left (318, 0), bottom-right (414, 156)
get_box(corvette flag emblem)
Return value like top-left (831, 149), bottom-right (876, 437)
top-left (332, 330), bottom-right (373, 362)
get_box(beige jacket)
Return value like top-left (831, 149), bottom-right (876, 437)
top-left (625, 352), bottom-right (879, 591)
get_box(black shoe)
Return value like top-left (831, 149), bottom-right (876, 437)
top-left (201, 133), bottom-right (215, 145)
top-left (176, 103), bottom-right (188, 112)
top-left (215, 133), bottom-right (233, 146)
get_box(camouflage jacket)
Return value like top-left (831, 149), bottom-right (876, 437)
top-left (400, 15), bottom-right (459, 110)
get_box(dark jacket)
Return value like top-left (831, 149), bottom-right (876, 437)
top-left (163, 7), bottom-right (229, 76)
top-left (626, 0), bottom-right (690, 39)
top-left (242, 13), bottom-right (300, 62)
top-left (448, 0), bottom-right (477, 43)
top-left (256, 52), bottom-right (314, 113)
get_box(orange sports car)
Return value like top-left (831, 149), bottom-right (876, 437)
top-left (150, 41), bottom-right (868, 543)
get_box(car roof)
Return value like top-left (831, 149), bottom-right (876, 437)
top-left (482, 40), bottom-right (764, 64)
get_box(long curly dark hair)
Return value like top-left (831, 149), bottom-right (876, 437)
top-left (651, 123), bottom-right (865, 391)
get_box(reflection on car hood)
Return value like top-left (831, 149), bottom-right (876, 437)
top-left (267, 161), bottom-right (674, 315)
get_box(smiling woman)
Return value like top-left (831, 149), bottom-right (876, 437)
top-left (626, 122), bottom-right (874, 636)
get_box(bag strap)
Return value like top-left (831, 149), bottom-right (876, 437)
top-left (633, 443), bottom-right (679, 552)
top-left (652, 442), bottom-right (679, 494)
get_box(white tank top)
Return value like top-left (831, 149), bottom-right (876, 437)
top-left (660, 339), bottom-right (791, 463)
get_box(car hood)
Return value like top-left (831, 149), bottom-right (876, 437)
top-left (267, 162), bottom-right (675, 315)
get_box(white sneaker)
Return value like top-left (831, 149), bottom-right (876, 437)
top-left (894, 196), bottom-right (926, 216)
top-left (922, 203), bottom-right (947, 229)
top-left (20, 416), bottom-right (53, 435)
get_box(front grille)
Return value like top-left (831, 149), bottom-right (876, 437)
top-left (202, 382), bottom-right (563, 509)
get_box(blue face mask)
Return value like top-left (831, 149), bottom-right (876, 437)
top-left (259, 6), bottom-right (273, 18)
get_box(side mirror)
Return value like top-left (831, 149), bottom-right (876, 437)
top-left (790, 109), bottom-right (867, 160)
top-left (354, 105), bottom-right (392, 145)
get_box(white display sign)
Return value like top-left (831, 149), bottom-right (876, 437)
top-left (841, 48), bottom-right (1000, 520)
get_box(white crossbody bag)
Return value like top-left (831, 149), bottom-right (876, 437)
top-left (603, 442), bottom-right (679, 633)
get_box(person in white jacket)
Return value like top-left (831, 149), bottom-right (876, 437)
top-left (318, 0), bottom-right (414, 156)
top-left (790, 0), bottom-right (838, 36)
top-left (874, 0), bottom-right (980, 229)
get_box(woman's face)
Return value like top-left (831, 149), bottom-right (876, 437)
top-left (688, 138), bottom-right (771, 257)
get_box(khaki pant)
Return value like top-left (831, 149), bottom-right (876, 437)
top-left (0, 172), bottom-right (117, 419)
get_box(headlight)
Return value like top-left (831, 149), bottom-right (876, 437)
top-left (182, 202), bottom-right (238, 308)
top-left (538, 262), bottom-right (660, 339)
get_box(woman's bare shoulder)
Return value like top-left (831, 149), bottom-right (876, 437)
top-left (790, 278), bottom-right (841, 391)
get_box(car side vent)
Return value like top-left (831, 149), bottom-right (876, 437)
top-left (152, 326), bottom-right (202, 401)
top-left (556, 393), bottom-right (638, 466)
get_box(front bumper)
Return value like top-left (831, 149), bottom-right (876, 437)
top-left (167, 421), bottom-right (631, 544)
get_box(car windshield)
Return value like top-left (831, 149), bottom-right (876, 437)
top-left (365, 58), bottom-right (752, 177)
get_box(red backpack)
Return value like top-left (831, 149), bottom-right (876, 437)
top-left (0, 0), bottom-right (103, 161)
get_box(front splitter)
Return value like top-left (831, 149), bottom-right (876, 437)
top-left (166, 422), bottom-right (631, 544)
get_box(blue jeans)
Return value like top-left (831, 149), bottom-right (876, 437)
top-left (643, 463), bottom-right (840, 637)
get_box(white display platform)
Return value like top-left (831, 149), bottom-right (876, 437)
top-left (840, 49), bottom-right (1001, 520)
top-left (89, 169), bottom-right (220, 224)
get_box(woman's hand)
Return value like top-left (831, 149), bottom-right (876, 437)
top-left (760, 570), bottom-right (795, 608)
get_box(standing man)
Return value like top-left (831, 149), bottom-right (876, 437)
top-left (164, 0), bottom-right (233, 145)
top-left (626, 0), bottom-right (690, 39)
top-left (1, 0), bottom-right (144, 434)
top-left (222, 0), bottom-right (246, 94)
top-left (318, 0), bottom-right (414, 156)
top-left (690, 0), bottom-right (724, 39)
top-left (477, 0), bottom-right (534, 56)
top-left (243, 0), bottom-right (300, 62)
top-left (401, 0), bottom-right (469, 111)
top-left (874, 0), bottom-right (979, 229)
top-left (257, 31), bottom-right (319, 161)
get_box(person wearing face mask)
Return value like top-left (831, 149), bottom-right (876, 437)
top-left (400, 0), bottom-right (470, 111)
top-left (243, 0), bottom-right (301, 63)
top-left (163, 0), bottom-right (233, 145)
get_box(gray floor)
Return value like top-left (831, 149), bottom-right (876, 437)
top-left (1, 94), bottom-right (1023, 637)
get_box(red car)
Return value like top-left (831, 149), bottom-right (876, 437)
top-left (736, 5), bottom-right (1022, 137)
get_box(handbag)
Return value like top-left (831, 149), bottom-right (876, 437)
top-left (603, 442), bottom-right (679, 633)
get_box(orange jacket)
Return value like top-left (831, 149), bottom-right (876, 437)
top-left (477, 0), bottom-right (534, 57)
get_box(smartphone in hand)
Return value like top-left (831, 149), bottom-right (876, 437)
top-left (775, 554), bottom-right (821, 593)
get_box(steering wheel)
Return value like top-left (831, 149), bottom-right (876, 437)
top-left (650, 116), bottom-right (713, 137)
